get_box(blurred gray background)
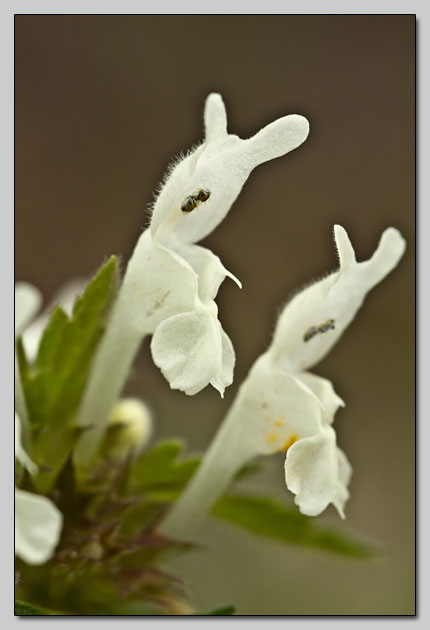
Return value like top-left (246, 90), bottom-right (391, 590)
top-left (15, 15), bottom-right (414, 615)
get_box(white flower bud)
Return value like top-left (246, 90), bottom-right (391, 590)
top-left (103, 398), bottom-right (153, 459)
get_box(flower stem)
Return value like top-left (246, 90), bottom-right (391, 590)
top-left (158, 395), bottom-right (250, 540)
top-left (74, 242), bottom-right (150, 465)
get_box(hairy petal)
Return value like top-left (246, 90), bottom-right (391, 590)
top-left (237, 113), bottom-right (310, 172)
top-left (270, 225), bottom-right (406, 372)
top-left (151, 93), bottom-right (309, 244)
top-left (204, 92), bottom-right (228, 141)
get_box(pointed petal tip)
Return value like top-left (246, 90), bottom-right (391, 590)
top-left (226, 269), bottom-right (242, 289)
top-left (336, 505), bottom-right (346, 520)
top-left (333, 224), bottom-right (356, 270)
top-left (211, 379), bottom-right (226, 398)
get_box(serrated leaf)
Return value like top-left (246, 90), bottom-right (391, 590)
top-left (35, 307), bottom-right (69, 371)
top-left (18, 257), bottom-right (119, 490)
top-left (15, 600), bottom-right (60, 615)
top-left (127, 441), bottom-right (200, 501)
top-left (212, 494), bottom-right (375, 559)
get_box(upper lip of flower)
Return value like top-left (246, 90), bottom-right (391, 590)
top-left (150, 92), bottom-right (310, 245)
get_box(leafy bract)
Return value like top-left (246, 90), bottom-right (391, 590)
top-left (212, 494), bottom-right (375, 559)
top-left (17, 257), bottom-right (119, 491)
top-left (127, 441), bottom-right (375, 559)
top-left (127, 440), bottom-right (200, 501)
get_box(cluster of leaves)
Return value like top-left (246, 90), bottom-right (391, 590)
top-left (16, 257), bottom-right (119, 493)
top-left (16, 454), bottom-right (195, 615)
top-left (15, 258), bottom-right (374, 616)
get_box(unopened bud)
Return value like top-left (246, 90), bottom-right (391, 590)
top-left (102, 398), bottom-right (153, 460)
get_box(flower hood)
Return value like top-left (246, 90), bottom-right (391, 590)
top-left (150, 93), bottom-right (310, 245)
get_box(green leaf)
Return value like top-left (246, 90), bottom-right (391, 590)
top-left (127, 441), bottom-right (200, 501)
top-left (15, 600), bottom-right (60, 615)
top-left (197, 605), bottom-right (235, 615)
top-left (212, 494), bottom-right (375, 559)
top-left (18, 257), bottom-right (119, 490)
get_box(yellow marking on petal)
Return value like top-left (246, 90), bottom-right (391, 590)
top-left (282, 434), bottom-right (298, 452)
top-left (160, 263), bottom-right (164, 267)
top-left (274, 420), bottom-right (284, 427)
top-left (265, 414), bottom-right (271, 421)
top-left (265, 432), bottom-right (279, 445)
top-left (280, 414), bottom-right (285, 420)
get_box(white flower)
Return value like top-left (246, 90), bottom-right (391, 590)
top-left (122, 93), bottom-right (309, 396)
top-left (75, 93), bottom-right (309, 462)
top-left (159, 225), bottom-right (405, 538)
top-left (15, 413), bottom-right (63, 565)
top-left (14, 281), bottom-right (81, 563)
top-left (119, 229), bottom-right (241, 397)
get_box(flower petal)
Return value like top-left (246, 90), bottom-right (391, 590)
top-left (295, 372), bottom-right (345, 424)
top-left (151, 307), bottom-right (223, 395)
top-left (15, 282), bottom-right (42, 336)
top-left (284, 425), bottom-right (347, 517)
top-left (270, 225), bottom-right (406, 372)
top-left (237, 113), bottom-right (310, 171)
top-left (174, 241), bottom-right (241, 302)
top-left (332, 447), bottom-right (353, 518)
top-left (351, 225), bottom-right (406, 290)
top-left (15, 488), bottom-right (63, 565)
top-left (120, 230), bottom-right (199, 334)
top-left (151, 94), bottom-right (309, 244)
top-left (204, 92), bottom-right (228, 142)
top-left (220, 354), bottom-right (325, 460)
top-left (210, 326), bottom-right (235, 397)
